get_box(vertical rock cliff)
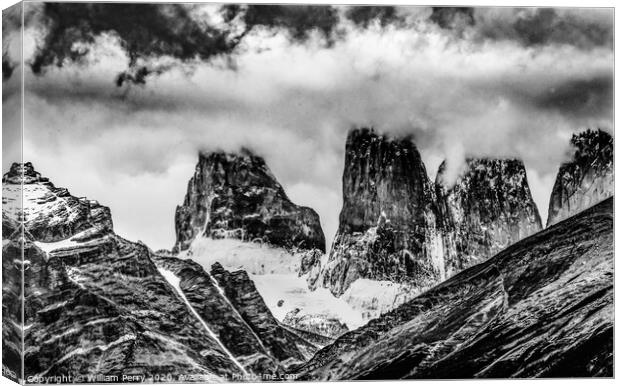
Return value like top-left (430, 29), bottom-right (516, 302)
top-left (547, 129), bottom-right (613, 226)
top-left (436, 158), bottom-right (542, 276)
top-left (318, 128), bottom-right (443, 296)
top-left (174, 149), bottom-right (325, 253)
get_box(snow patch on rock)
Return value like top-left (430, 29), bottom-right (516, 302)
top-left (157, 267), bottom-right (248, 375)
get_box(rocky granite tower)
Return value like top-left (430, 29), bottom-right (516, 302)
top-left (318, 128), bottom-right (443, 296)
top-left (547, 129), bottom-right (613, 226)
top-left (313, 129), bottom-right (546, 299)
top-left (435, 158), bottom-right (542, 276)
top-left (174, 149), bottom-right (325, 253)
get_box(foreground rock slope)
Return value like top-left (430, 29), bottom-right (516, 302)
top-left (298, 197), bottom-right (613, 379)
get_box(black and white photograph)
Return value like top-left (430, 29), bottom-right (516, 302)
top-left (1, 1), bottom-right (615, 384)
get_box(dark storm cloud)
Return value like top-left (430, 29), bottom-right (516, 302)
top-left (26, 3), bottom-right (344, 85)
top-left (224, 5), bottom-right (340, 43)
top-left (472, 8), bottom-right (613, 49)
top-left (344, 6), bottom-right (403, 28)
top-left (30, 3), bottom-right (239, 85)
top-left (22, 4), bottom-right (614, 88)
top-left (428, 7), bottom-right (474, 30)
top-left (533, 76), bottom-right (613, 117)
top-left (427, 7), bottom-right (613, 50)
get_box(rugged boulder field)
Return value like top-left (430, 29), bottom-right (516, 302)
top-left (297, 197), bottom-right (613, 379)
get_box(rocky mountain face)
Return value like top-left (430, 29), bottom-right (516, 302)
top-left (312, 128), bottom-right (542, 299)
top-left (436, 158), bottom-right (542, 276)
top-left (547, 129), bottom-right (613, 226)
top-left (209, 261), bottom-right (322, 363)
top-left (3, 162), bottom-right (113, 242)
top-left (171, 150), bottom-right (348, 341)
top-left (2, 163), bottom-right (323, 382)
top-left (153, 256), bottom-right (321, 373)
top-left (317, 128), bottom-right (442, 296)
top-left (2, 213), bottom-right (22, 383)
top-left (297, 197), bottom-right (613, 379)
top-left (173, 149), bottom-right (325, 253)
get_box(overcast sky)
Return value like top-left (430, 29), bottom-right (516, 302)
top-left (2, 4), bottom-right (613, 250)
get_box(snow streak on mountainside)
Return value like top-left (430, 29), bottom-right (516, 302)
top-left (547, 129), bottom-right (613, 226)
top-left (298, 197), bottom-right (613, 379)
top-left (2, 162), bottom-right (321, 381)
top-left (153, 255), bottom-right (321, 373)
top-left (155, 266), bottom-right (248, 375)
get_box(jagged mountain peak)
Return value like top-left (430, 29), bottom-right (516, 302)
top-left (547, 128), bottom-right (613, 226)
top-left (338, 127), bottom-right (433, 234)
top-left (2, 162), bottom-right (324, 380)
top-left (347, 126), bottom-right (415, 143)
top-left (174, 150), bottom-right (326, 253)
top-left (569, 128), bottom-right (613, 162)
top-left (317, 127), bottom-right (439, 296)
top-left (3, 162), bottom-right (50, 184)
top-left (2, 162), bottom-right (113, 242)
top-left (316, 136), bottom-right (543, 299)
top-left (345, 128), bottom-right (423, 167)
top-left (435, 156), bottom-right (542, 275)
top-left (435, 157), bottom-right (525, 188)
top-left (195, 148), bottom-right (287, 196)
